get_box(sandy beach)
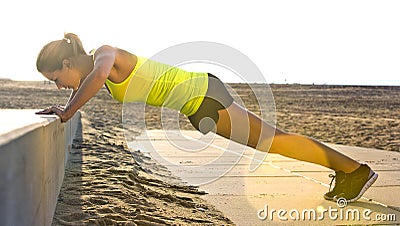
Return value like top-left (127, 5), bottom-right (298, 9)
top-left (0, 79), bottom-right (399, 225)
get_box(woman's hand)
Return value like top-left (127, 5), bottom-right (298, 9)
top-left (35, 105), bottom-right (70, 122)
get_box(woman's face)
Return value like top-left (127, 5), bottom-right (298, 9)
top-left (42, 60), bottom-right (81, 91)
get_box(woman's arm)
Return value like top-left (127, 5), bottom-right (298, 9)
top-left (64, 69), bottom-right (91, 107)
top-left (66, 89), bottom-right (78, 107)
top-left (60, 46), bottom-right (116, 122)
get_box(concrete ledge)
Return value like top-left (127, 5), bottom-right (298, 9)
top-left (0, 109), bottom-right (81, 226)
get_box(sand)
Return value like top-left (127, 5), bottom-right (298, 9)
top-left (1, 79), bottom-right (399, 225)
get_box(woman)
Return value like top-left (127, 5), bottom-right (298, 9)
top-left (36, 33), bottom-right (378, 203)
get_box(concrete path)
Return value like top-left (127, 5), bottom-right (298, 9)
top-left (130, 130), bottom-right (400, 225)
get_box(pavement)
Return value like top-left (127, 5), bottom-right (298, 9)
top-left (130, 130), bottom-right (400, 225)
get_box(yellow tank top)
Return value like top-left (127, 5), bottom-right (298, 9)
top-left (105, 56), bottom-right (208, 116)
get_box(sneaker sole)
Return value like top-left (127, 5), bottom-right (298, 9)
top-left (323, 193), bottom-right (336, 201)
top-left (334, 171), bottom-right (378, 203)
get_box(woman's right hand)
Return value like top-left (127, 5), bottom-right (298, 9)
top-left (35, 105), bottom-right (65, 115)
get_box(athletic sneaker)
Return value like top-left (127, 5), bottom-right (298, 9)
top-left (334, 164), bottom-right (378, 203)
top-left (324, 171), bottom-right (346, 201)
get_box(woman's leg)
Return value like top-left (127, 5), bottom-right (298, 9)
top-left (215, 102), bottom-right (361, 173)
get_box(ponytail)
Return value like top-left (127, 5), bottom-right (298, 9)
top-left (63, 33), bottom-right (86, 58)
top-left (36, 33), bottom-right (87, 73)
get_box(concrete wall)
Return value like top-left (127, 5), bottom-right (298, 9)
top-left (0, 110), bottom-right (81, 226)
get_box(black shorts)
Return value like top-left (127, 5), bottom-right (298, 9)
top-left (188, 73), bottom-right (234, 134)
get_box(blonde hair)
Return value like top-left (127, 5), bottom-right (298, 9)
top-left (36, 33), bottom-right (87, 73)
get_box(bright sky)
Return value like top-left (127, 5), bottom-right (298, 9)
top-left (1, 0), bottom-right (399, 85)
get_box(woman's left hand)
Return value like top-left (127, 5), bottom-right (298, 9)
top-left (35, 105), bottom-right (70, 122)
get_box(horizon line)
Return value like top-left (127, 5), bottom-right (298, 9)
top-left (2, 78), bottom-right (400, 87)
